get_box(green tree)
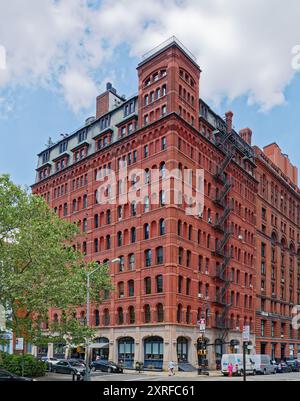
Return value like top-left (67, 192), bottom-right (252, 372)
top-left (0, 174), bottom-right (112, 350)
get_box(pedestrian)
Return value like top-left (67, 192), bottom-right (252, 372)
top-left (168, 360), bottom-right (175, 376)
top-left (228, 362), bottom-right (233, 377)
top-left (235, 363), bottom-right (239, 376)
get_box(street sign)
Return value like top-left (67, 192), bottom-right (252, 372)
top-left (242, 325), bottom-right (250, 342)
top-left (198, 319), bottom-right (206, 333)
top-left (15, 337), bottom-right (24, 351)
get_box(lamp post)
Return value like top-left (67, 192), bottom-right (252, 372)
top-left (84, 258), bottom-right (120, 382)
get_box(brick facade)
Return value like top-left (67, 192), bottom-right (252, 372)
top-left (31, 37), bottom-right (300, 368)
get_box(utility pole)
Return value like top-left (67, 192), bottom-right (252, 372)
top-left (243, 341), bottom-right (247, 382)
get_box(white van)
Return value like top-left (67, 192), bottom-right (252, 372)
top-left (221, 354), bottom-right (256, 376)
top-left (250, 355), bottom-right (276, 375)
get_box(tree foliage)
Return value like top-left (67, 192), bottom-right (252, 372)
top-left (0, 175), bottom-right (112, 347)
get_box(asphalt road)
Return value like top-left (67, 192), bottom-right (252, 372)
top-left (37, 371), bottom-right (300, 382)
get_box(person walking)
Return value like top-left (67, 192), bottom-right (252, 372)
top-left (168, 360), bottom-right (175, 376)
top-left (228, 362), bottom-right (234, 377)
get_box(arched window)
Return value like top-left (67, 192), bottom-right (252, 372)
top-left (178, 220), bottom-right (182, 236)
top-left (83, 194), bottom-right (88, 209)
top-left (160, 162), bottom-right (166, 179)
top-left (118, 282), bottom-right (125, 298)
top-left (128, 253), bottom-right (135, 271)
top-left (159, 190), bottom-right (166, 206)
top-left (117, 231), bottom-right (122, 247)
top-left (131, 202), bottom-right (137, 216)
top-left (144, 305), bottom-right (151, 323)
top-left (144, 196), bottom-right (150, 213)
top-left (156, 275), bottom-right (163, 293)
top-left (94, 310), bottom-right (100, 326)
top-left (106, 235), bottom-right (111, 250)
top-left (94, 214), bottom-right (99, 228)
top-left (128, 280), bottom-right (134, 297)
top-left (94, 238), bottom-right (99, 253)
top-left (131, 227), bottom-right (136, 243)
top-left (156, 247), bottom-right (164, 264)
top-left (177, 304), bottom-right (182, 323)
top-left (128, 306), bottom-right (135, 324)
top-left (145, 277), bottom-right (151, 295)
top-left (103, 309), bottom-right (110, 326)
top-left (157, 303), bottom-right (164, 322)
top-left (186, 306), bottom-right (191, 324)
top-left (159, 219), bottom-right (165, 236)
top-left (145, 249), bottom-right (152, 267)
top-left (106, 209), bottom-right (111, 224)
top-left (144, 223), bottom-right (150, 240)
top-left (117, 308), bottom-right (124, 325)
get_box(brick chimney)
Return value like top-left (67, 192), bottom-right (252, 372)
top-left (225, 111), bottom-right (233, 134)
top-left (239, 128), bottom-right (252, 146)
top-left (96, 82), bottom-right (113, 119)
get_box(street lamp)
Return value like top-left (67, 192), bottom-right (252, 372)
top-left (84, 258), bottom-right (120, 381)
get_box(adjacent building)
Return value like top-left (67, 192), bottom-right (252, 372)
top-left (31, 37), bottom-right (300, 369)
top-left (254, 143), bottom-right (300, 360)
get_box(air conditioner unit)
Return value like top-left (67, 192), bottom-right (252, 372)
top-left (198, 294), bottom-right (203, 299)
top-left (281, 279), bottom-right (285, 284)
top-left (238, 235), bottom-right (243, 241)
top-left (261, 288), bottom-right (265, 292)
top-left (208, 218), bottom-right (212, 224)
top-left (249, 284), bottom-right (253, 288)
top-left (198, 213), bottom-right (203, 219)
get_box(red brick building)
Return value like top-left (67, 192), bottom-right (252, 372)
top-left (31, 37), bottom-right (299, 369)
top-left (254, 143), bottom-right (300, 360)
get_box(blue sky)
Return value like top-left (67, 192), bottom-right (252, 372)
top-left (0, 0), bottom-right (300, 187)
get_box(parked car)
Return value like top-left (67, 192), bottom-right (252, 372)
top-left (0, 369), bottom-right (34, 382)
top-left (40, 357), bottom-right (60, 371)
top-left (90, 360), bottom-right (123, 374)
top-left (67, 358), bottom-right (86, 367)
top-left (277, 361), bottom-right (292, 373)
top-left (221, 354), bottom-right (256, 376)
top-left (271, 361), bottom-right (279, 373)
top-left (251, 355), bottom-right (276, 375)
top-left (52, 360), bottom-right (86, 376)
top-left (286, 359), bottom-right (300, 372)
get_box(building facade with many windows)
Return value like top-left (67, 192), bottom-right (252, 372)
top-left (254, 143), bottom-right (300, 360)
top-left (31, 37), bottom-right (299, 369)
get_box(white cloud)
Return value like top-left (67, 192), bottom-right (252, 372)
top-left (0, 0), bottom-right (299, 113)
top-left (59, 70), bottom-right (98, 113)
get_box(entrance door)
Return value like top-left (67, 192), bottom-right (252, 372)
top-left (144, 337), bottom-right (164, 370)
top-left (118, 337), bottom-right (135, 368)
top-left (177, 337), bottom-right (188, 363)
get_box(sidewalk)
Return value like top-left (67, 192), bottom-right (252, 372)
top-left (123, 369), bottom-right (223, 378)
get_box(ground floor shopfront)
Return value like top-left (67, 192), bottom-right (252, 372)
top-left (256, 338), bottom-right (300, 361)
top-left (32, 325), bottom-right (254, 370)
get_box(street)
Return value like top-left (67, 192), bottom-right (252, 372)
top-left (37, 371), bottom-right (300, 382)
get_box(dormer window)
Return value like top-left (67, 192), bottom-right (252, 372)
top-left (121, 127), bottom-right (126, 137)
top-left (59, 141), bottom-right (68, 154)
top-left (42, 151), bottom-right (50, 164)
top-left (78, 130), bottom-right (87, 143)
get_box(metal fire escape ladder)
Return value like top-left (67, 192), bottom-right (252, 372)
top-left (212, 128), bottom-right (235, 343)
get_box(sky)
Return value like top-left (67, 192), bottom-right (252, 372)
top-left (0, 0), bottom-right (300, 187)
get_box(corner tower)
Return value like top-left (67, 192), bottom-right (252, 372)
top-left (137, 36), bottom-right (201, 131)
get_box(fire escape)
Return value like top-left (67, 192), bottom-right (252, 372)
top-left (212, 127), bottom-right (235, 342)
